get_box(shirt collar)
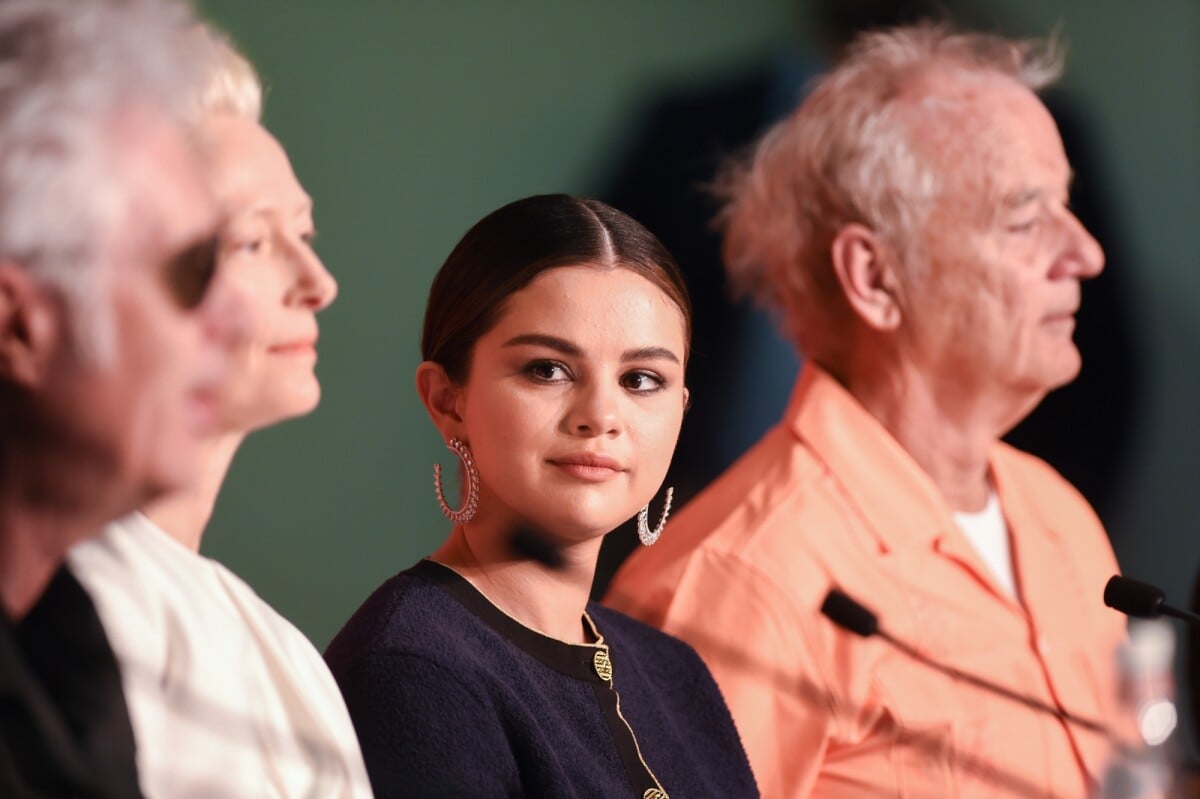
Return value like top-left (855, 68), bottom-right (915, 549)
top-left (785, 364), bottom-right (962, 553)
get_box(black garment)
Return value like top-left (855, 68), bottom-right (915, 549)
top-left (326, 560), bottom-right (758, 798)
top-left (0, 569), bottom-right (141, 798)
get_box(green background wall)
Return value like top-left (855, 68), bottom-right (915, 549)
top-left (197, 0), bottom-right (1199, 668)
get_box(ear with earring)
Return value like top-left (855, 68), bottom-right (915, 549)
top-left (637, 486), bottom-right (673, 546)
top-left (433, 437), bottom-right (480, 524)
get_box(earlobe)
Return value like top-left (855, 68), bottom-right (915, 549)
top-left (415, 360), bottom-right (464, 438)
top-left (830, 223), bottom-right (903, 332)
top-left (0, 263), bottom-right (59, 387)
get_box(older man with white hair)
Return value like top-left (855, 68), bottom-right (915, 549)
top-left (0, 0), bottom-right (241, 794)
top-left (608, 23), bottom-right (1128, 798)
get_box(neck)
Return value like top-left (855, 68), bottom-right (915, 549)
top-left (141, 432), bottom-right (244, 552)
top-left (844, 360), bottom-right (1016, 512)
top-left (432, 517), bottom-right (602, 644)
top-left (0, 438), bottom-right (133, 619)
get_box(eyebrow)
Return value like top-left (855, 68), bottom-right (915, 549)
top-left (502, 334), bottom-right (681, 365)
top-left (1002, 170), bottom-right (1077, 209)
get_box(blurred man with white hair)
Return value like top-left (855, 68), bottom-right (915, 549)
top-left (0, 0), bottom-right (242, 794)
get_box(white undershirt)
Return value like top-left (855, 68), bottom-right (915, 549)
top-left (953, 490), bottom-right (1019, 600)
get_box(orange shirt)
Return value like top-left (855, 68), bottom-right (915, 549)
top-left (607, 365), bottom-right (1128, 798)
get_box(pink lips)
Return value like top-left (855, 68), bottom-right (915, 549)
top-left (549, 452), bottom-right (625, 482)
top-left (268, 338), bottom-right (317, 356)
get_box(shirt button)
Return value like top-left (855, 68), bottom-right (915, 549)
top-left (593, 648), bottom-right (613, 683)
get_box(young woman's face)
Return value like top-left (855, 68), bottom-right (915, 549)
top-left (197, 113), bottom-right (337, 433)
top-left (454, 265), bottom-right (688, 543)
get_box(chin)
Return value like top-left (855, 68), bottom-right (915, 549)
top-left (231, 385), bottom-right (323, 434)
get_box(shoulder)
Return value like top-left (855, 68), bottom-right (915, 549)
top-left (993, 442), bottom-right (1104, 530)
top-left (609, 426), bottom-right (832, 611)
top-left (589, 604), bottom-right (703, 666)
top-left (325, 563), bottom-right (493, 683)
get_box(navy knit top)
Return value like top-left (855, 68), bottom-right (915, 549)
top-left (325, 560), bottom-right (758, 798)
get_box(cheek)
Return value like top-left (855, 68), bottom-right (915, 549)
top-left (631, 400), bottom-right (685, 472)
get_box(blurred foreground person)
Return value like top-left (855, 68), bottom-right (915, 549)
top-left (68, 28), bottom-right (372, 799)
top-left (608, 23), bottom-right (1128, 798)
top-left (0, 0), bottom-right (239, 795)
top-left (327, 195), bottom-right (757, 798)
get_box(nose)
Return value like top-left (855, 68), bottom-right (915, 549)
top-left (565, 379), bottom-right (621, 438)
top-left (284, 238), bottom-right (337, 311)
top-left (1054, 208), bottom-right (1105, 280)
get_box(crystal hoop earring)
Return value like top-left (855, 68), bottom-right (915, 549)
top-left (637, 486), bottom-right (674, 546)
top-left (433, 437), bottom-right (480, 525)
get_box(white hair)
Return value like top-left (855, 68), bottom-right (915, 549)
top-left (715, 22), bottom-right (1064, 369)
top-left (0, 0), bottom-right (211, 362)
top-left (178, 24), bottom-right (263, 124)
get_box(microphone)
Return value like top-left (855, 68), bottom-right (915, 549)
top-left (506, 525), bottom-right (565, 570)
top-left (1103, 575), bottom-right (1200, 626)
top-left (820, 588), bottom-right (1128, 748)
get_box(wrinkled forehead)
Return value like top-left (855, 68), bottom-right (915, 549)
top-left (899, 69), bottom-right (1067, 209)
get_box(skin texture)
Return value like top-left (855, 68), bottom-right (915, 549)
top-left (420, 265), bottom-right (689, 641)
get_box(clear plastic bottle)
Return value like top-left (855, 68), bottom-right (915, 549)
top-left (1099, 619), bottom-right (1178, 799)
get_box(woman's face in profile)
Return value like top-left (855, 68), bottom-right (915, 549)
top-left (195, 113), bottom-right (338, 434)
top-left (456, 264), bottom-right (688, 542)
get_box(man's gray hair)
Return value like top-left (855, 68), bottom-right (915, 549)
top-left (0, 0), bottom-right (210, 358)
top-left (714, 22), bottom-right (1064, 369)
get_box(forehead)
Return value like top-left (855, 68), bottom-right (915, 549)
top-left (904, 70), bottom-right (1069, 202)
top-left (194, 113), bottom-right (310, 216)
top-left (486, 265), bottom-right (687, 351)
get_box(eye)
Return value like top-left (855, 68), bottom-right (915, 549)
top-left (621, 370), bottom-right (665, 394)
top-left (523, 360), bottom-right (570, 383)
top-left (239, 237), bottom-right (266, 254)
top-left (1005, 212), bottom-right (1043, 235)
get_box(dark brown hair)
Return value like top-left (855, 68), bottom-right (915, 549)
top-left (422, 194), bottom-right (691, 383)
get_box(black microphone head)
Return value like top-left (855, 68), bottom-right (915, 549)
top-left (821, 589), bottom-right (879, 638)
top-left (1104, 575), bottom-right (1165, 618)
top-left (507, 526), bottom-right (566, 571)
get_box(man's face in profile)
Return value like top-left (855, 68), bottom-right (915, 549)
top-left (45, 103), bottom-right (235, 508)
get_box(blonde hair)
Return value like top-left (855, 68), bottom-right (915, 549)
top-left (179, 24), bottom-right (262, 123)
top-left (714, 22), bottom-right (1064, 369)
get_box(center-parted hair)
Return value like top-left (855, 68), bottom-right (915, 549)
top-left (714, 22), bottom-right (1064, 369)
top-left (422, 194), bottom-right (691, 384)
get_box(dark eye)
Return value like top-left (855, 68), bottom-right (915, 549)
top-left (621, 370), bottom-right (665, 393)
top-left (165, 235), bottom-right (218, 309)
top-left (237, 237), bottom-right (266, 255)
top-left (524, 360), bottom-right (570, 383)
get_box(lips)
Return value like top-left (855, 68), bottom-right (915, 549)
top-left (548, 452), bottom-right (626, 482)
top-left (267, 338), bottom-right (317, 355)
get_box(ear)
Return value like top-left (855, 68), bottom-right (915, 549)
top-left (682, 385), bottom-right (691, 414)
top-left (829, 223), bottom-right (903, 332)
top-left (0, 263), bottom-right (61, 387)
top-left (415, 360), bottom-right (465, 440)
